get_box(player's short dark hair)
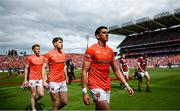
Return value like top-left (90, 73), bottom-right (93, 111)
top-left (32, 44), bottom-right (40, 50)
top-left (52, 37), bottom-right (63, 44)
top-left (95, 26), bottom-right (108, 36)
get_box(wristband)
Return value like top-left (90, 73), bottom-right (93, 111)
top-left (82, 87), bottom-right (87, 94)
top-left (124, 82), bottom-right (130, 88)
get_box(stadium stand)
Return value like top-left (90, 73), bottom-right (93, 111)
top-left (109, 8), bottom-right (180, 68)
top-left (66, 53), bottom-right (84, 68)
top-left (0, 54), bottom-right (84, 72)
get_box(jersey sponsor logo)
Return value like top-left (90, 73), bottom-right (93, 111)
top-left (50, 87), bottom-right (54, 91)
top-left (96, 92), bottom-right (100, 98)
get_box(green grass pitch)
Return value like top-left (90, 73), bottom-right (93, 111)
top-left (0, 67), bottom-right (179, 110)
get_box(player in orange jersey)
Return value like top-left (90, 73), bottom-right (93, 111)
top-left (23, 44), bottom-right (44, 111)
top-left (81, 26), bottom-right (134, 110)
top-left (42, 37), bottom-right (69, 110)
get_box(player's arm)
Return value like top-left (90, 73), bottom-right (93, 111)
top-left (42, 62), bottom-right (48, 88)
top-left (119, 63), bottom-right (124, 73)
top-left (24, 64), bottom-right (29, 84)
top-left (64, 65), bottom-right (69, 83)
top-left (81, 60), bottom-right (91, 105)
top-left (111, 58), bottom-right (134, 96)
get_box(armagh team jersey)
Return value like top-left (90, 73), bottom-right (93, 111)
top-left (26, 54), bottom-right (44, 80)
top-left (118, 58), bottom-right (128, 72)
top-left (44, 49), bottom-right (66, 82)
top-left (84, 43), bottom-right (115, 91)
top-left (137, 57), bottom-right (147, 71)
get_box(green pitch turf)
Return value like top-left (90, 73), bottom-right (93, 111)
top-left (0, 68), bottom-right (179, 110)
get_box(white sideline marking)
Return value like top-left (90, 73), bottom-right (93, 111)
top-left (0, 86), bottom-right (20, 90)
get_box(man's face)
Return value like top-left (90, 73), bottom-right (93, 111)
top-left (122, 54), bottom-right (125, 58)
top-left (54, 40), bottom-right (63, 49)
top-left (97, 28), bottom-right (109, 42)
top-left (33, 46), bottom-right (40, 55)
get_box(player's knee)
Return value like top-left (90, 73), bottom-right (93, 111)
top-left (139, 79), bottom-right (143, 82)
top-left (31, 93), bottom-right (36, 97)
top-left (59, 99), bottom-right (68, 109)
top-left (54, 100), bottom-right (61, 108)
top-left (147, 77), bottom-right (151, 81)
top-left (39, 93), bottom-right (44, 97)
top-left (61, 100), bottom-right (68, 106)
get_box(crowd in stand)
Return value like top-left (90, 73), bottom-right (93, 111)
top-left (0, 53), bottom-right (179, 72)
top-left (120, 27), bottom-right (180, 47)
top-left (0, 54), bottom-right (84, 72)
top-left (119, 26), bottom-right (180, 58)
top-left (66, 53), bottom-right (84, 68)
top-left (0, 55), bottom-right (26, 71)
top-left (127, 54), bottom-right (180, 68)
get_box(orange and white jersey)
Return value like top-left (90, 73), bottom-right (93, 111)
top-left (84, 43), bottom-right (115, 91)
top-left (44, 49), bottom-right (66, 82)
top-left (26, 54), bottom-right (44, 80)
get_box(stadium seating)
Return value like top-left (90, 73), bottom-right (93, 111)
top-left (0, 53), bottom-right (179, 72)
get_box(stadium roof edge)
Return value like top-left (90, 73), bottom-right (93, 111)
top-left (109, 8), bottom-right (180, 36)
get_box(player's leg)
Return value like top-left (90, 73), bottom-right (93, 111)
top-left (36, 86), bottom-right (44, 102)
top-left (30, 87), bottom-right (37, 111)
top-left (95, 100), bottom-right (110, 110)
top-left (72, 72), bottom-right (75, 80)
top-left (90, 89), bottom-right (110, 110)
top-left (144, 71), bottom-right (151, 92)
top-left (58, 81), bottom-right (68, 109)
top-left (68, 72), bottom-right (72, 83)
top-left (49, 82), bottom-right (61, 110)
top-left (138, 72), bottom-right (143, 92)
top-left (138, 79), bottom-right (142, 92)
top-left (50, 92), bottom-right (61, 110)
top-left (59, 91), bottom-right (68, 109)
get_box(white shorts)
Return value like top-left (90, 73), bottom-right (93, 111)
top-left (48, 81), bottom-right (67, 93)
top-left (138, 71), bottom-right (148, 78)
top-left (123, 71), bottom-right (129, 76)
top-left (29, 80), bottom-right (43, 87)
top-left (90, 88), bottom-right (110, 103)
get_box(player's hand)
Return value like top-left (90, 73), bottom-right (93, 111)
top-left (66, 78), bottom-right (69, 83)
top-left (125, 86), bottom-right (134, 96)
top-left (83, 93), bottom-right (90, 105)
top-left (22, 80), bottom-right (29, 86)
top-left (43, 81), bottom-right (49, 89)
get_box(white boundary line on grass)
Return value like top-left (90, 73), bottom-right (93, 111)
top-left (0, 86), bottom-right (20, 90)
